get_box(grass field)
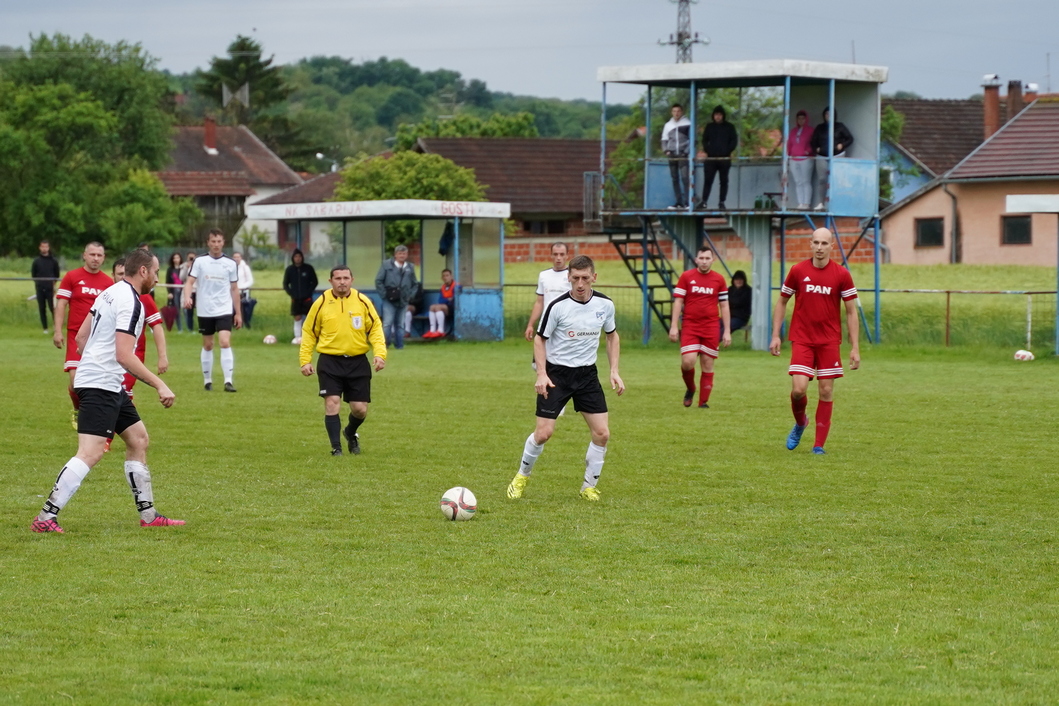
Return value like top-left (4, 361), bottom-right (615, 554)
top-left (2, 324), bottom-right (1057, 704)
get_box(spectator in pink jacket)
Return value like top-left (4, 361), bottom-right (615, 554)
top-left (787, 110), bottom-right (814, 210)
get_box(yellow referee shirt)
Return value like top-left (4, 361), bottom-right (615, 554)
top-left (299, 288), bottom-right (387, 366)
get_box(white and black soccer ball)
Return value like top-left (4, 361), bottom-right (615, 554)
top-left (440, 487), bottom-right (477, 521)
top-left (263, 334), bottom-right (277, 345)
top-left (1014, 349), bottom-right (1035, 361)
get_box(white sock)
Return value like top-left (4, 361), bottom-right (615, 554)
top-left (124, 460), bottom-right (156, 521)
top-left (404, 309), bottom-right (413, 335)
top-left (582, 443), bottom-right (607, 490)
top-left (201, 348), bottom-right (213, 383)
top-left (220, 347), bottom-right (234, 384)
top-left (40, 456), bottom-right (91, 519)
top-left (519, 433), bottom-right (545, 476)
top-left (428, 310), bottom-right (437, 333)
top-left (436, 309), bottom-right (446, 333)
top-left (293, 318), bottom-right (302, 339)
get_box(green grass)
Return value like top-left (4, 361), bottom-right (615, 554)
top-left (1, 329), bottom-right (1058, 704)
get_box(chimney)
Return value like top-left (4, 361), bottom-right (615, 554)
top-left (1025, 82), bottom-right (1040, 103)
top-left (203, 115), bottom-right (218, 155)
top-left (982, 74), bottom-right (1001, 139)
top-left (1006, 80), bottom-right (1024, 122)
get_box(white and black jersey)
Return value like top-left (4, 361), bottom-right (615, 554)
top-left (74, 280), bottom-right (145, 393)
top-left (189, 254), bottom-right (237, 318)
top-left (536, 268), bottom-right (571, 309)
top-left (537, 291), bottom-right (616, 368)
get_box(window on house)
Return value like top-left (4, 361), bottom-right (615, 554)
top-left (915, 218), bottom-right (944, 248)
top-left (523, 220), bottom-right (567, 235)
top-left (1002, 215), bottom-right (1032, 245)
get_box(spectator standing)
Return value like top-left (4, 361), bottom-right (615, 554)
top-left (810, 107), bottom-right (854, 210)
top-left (54, 242), bottom-right (113, 430)
top-left (726, 270), bottom-right (752, 335)
top-left (661, 103), bottom-right (692, 209)
top-left (787, 110), bottom-right (814, 209)
top-left (31, 240), bottom-right (61, 333)
top-left (283, 249), bottom-right (318, 345)
top-left (234, 252), bottom-right (256, 329)
top-left (165, 252), bottom-right (185, 332)
top-left (299, 266), bottom-right (386, 456)
top-left (697, 105), bottom-right (738, 210)
top-left (374, 245), bottom-right (418, 350)
top-left (182, 229), bottom-right (241, 392)
top-left (178, 251), bottom-right (197, 331)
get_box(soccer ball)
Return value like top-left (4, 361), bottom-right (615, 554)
top-left (440, 487), bottom-right (477, 521)
top-left (1014, 349), bottom-right (1035, 361)
top-left (263, 334), bottom-right (277, 345)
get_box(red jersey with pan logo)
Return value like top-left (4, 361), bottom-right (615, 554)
top-left (57, 267), bottom-right (114, 332)
top-left (673, 269), bottom-right (728, 330)
top-left (780, 260), bottom-right (857, 345)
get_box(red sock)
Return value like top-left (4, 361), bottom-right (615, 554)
top-left (68, 387), bottom-right (80, 410)
top-left (699, 372), bottom-right (714, 405)
top-left (681, 368), bottom-right (695, 392)
top-left (815, 401), bottom-right (833, 448)
top-left (791, 393), bottom-right (808, 427)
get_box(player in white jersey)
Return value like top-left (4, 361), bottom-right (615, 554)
top-left (524, 242), bottom-right (571, 342)
top-left (183, 229), bottom-right (242, 392)
top-left (507, 255), bottom-right (625, 502)
top-left (31, 249), bottom-right (184, 533)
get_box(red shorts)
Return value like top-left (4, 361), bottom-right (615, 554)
top-left (788, 341), bottom-right (843, 379)
top-left (64, 333), bottom-right (81, 372)
top-left (680, 325), bottom-right (720, 359)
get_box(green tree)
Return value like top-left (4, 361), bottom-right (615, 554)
top-left (332, 151), bottom-right (486, 248)
top-left (0, 81), bottom-right (201, 255)
top-left (880, 104), bottom-right (917, 201)
top-left (393, 112), bottom-right (538, 151)
top-left (0, 34), bottom-right (174, 168)
top-left (194, 35), bottom-right (290, 126)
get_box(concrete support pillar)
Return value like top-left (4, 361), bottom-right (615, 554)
top-left (729, 215), bottom-right (772, 351)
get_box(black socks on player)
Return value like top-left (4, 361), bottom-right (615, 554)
top-left (325, 414), bottom-right (341, 450)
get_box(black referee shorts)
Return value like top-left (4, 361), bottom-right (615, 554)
top-left (317, 353), bottom-right (372, 403)
top-left (76, 387), bottom-right (141, 439)
top-left (536, 362), bottom-right (607, 419)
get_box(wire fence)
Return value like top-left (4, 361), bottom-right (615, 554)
top-left (3, 277), bottom-right (1056, 352)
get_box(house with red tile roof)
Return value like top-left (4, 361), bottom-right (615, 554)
top-left (881, 86), bottom-right (1059, 266)
top-left (157, 117), bottom-right (302, 244)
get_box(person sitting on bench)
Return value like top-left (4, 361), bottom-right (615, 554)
top-left (423, 269), bottom-right (457, 339)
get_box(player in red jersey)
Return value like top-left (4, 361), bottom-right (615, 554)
top-left (53, 242), bottom-right (113, 429)
top-left (112, 259), bottom-right (169, 402)
top-left (669, 247), bottom-right (731, 408)
top-left (769, 228), bottom-right (860, 454)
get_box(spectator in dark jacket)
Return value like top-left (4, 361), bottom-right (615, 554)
top-left (809, 107), bottom-right (854, 209)
top-left (725, 269), bottom-right (752, 335)
top-left (374, 245), bottom-right (418, 349)
top-left (31, 240), bottom-right (61, 333)
top-left (697, 105), bottom-right (739, 211)
top-left (283, 249), bottom-right (318, 344)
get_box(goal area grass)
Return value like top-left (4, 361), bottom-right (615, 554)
top-left (2, 327), bottom-right (1057, 704)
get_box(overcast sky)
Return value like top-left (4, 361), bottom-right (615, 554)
top-left (2, 0), bottom-right (1057, 105)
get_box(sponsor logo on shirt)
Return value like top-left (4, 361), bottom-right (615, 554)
top-left (691, 286), bottom-right (714, 294)
top-left (806, 284), bottom-right (832, 294)
top-left (568, 330), bottom-right (600, 338)
top-left (81, 286), bottom-right (104, 296)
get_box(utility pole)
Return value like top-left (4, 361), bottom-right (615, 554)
top-left (659, 0), bottom-right (708, 63)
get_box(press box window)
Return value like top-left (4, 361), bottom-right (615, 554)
top-left (1002, 215), bottom-right (1031, 245)
top-left (914, 218), bottom-right (944, 248)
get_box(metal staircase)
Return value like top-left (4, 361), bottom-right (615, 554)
top-left (607, 216), bottom-right (693, 330)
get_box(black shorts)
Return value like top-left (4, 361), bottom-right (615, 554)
top-left (317, 353), bottom-right (372, 403)
top-left (76, 387), bottom-right (141, 439)
top-left (199, 315), bottom-right (233, 335)
top-left (536, 362), bottom-right (607, 419)
top-left (291, 298), bottom-right (314, 317)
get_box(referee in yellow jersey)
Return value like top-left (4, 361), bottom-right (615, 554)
top-left (299, 266), bottom-right (386, 455)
